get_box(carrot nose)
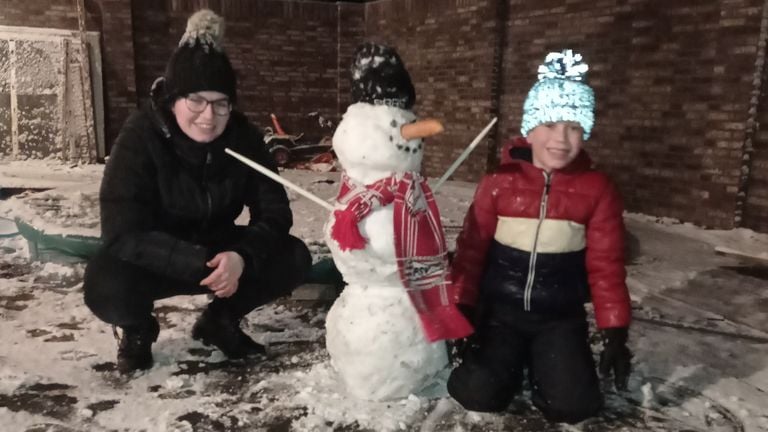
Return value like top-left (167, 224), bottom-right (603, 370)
top-left (400, 118), bottom-right (444, 141)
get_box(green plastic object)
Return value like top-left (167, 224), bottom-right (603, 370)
top-left (306, 257), bottom-right (344, 287)
top-left (0, 217), bottom-right (19, 238)
top-left (14, 218), bottom-right (102, 264)
top-left (12, 217), bottom-right (346, 278)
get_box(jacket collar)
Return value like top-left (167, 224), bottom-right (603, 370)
top-left (146, 104), bottom-right (231, 168)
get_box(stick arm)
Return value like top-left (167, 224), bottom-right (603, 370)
top-left (433, 117), bottom-right (498, 191)
top-left (225, 148), bottom-right (335, 212)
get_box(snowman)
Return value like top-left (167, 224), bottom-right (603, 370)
top-left (324, 43), bottom-right (473, 401)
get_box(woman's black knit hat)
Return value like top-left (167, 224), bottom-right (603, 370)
top-left (350, 43), bottom-right (415, 110)
top-left (160, 9), bottom-right (237, 104)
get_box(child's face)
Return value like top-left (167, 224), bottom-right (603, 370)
top-left (526, 121), bottom-right (584, 172)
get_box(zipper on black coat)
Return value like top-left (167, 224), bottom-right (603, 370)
top-left (202, 150), bottom-right (213, 230)
top-left (523, 171), bottom-right (551, 311)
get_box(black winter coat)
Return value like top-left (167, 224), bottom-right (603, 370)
top-left (99, 105), bottom-right (292, 283)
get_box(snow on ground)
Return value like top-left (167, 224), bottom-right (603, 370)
top-left (1, 164), bottom-right (768, 431)
top-left (0, 159), bottom-right (103, 189)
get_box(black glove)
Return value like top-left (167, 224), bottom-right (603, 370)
top-left (598, 327), bottom-right (632, 391)
top-left (456, 303), bottom-right (476, 325)
top-left (447, 303), bottom-right (479, 365)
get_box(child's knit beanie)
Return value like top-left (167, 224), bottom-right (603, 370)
top-left (350, 43), bottom-right (416, 110)
top-left (161, 9), bottom-right (237, 104)
top-left (520, 49), bottom-right (594, 140)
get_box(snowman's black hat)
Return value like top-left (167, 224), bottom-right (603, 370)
top-left (350, 43), bottom-right (415, 110)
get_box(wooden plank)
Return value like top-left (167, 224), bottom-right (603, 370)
top-left (75, 0), bottom-right (97, 163)
top-left (714, 246), bottom-right (768, 266)
top-left (58, 38), bottom-right (69, 159)
top-left (86, 33), bottom-right (105, 159)
top-left (9, 39), bottom-right (18, 158)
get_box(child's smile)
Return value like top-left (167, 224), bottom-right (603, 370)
top-left (527, 121), bottom-right (584, 172)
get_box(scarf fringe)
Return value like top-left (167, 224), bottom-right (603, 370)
top-left (331, 209), bottom-right (367, 251)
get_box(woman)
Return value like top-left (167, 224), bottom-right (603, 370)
top-left (83, 9), bottom-right (311, 374)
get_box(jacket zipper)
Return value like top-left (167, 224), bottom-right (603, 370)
top-left (523, 171), bottom-right (551, 311)
top-left (203, 151), bottom-right (213, 227)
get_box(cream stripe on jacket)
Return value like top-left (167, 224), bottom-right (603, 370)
top-left (494, 216), bottom-right (586, 254)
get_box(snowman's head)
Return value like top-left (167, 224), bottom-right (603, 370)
top-left (333, 43), bottom-right (441, 184)
top-left (333, 103), bottom-right (424, 183)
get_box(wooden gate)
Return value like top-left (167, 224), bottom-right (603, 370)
top-left (0, 26), bottom-right (104, 162)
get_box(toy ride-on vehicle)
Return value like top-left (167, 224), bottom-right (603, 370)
top-left (263, 113), bottom-right (334, 168)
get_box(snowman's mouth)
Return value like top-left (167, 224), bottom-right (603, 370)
top-left (396, 142), bottom-right (422, 154)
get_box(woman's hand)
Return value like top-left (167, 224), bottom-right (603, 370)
top-left (199, 251), bottom-right (245, 298)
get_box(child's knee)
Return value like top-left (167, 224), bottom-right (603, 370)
top-left (447, 363), bottom-right (516, 412)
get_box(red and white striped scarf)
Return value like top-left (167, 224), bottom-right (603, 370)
top-left (330, 172), bottom-right (473, 342)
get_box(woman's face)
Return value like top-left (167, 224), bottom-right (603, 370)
top-left (171, 91), bottom-right (231, 143)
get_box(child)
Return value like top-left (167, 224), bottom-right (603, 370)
top-left (447, 50), bottom-right (632, 424)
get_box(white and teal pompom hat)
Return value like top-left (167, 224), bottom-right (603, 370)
top-left (520, 50), bottom-right (595, 140)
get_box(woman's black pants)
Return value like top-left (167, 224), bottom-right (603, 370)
top-left (83, 235), bottom-right (312, 327)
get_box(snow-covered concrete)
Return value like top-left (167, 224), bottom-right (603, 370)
top-left (1, 167), bottom-right (767, 431)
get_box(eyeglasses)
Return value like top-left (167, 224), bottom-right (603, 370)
top-left (184, 94), bottom-right (232, 116)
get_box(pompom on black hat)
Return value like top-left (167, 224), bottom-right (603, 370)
top-left (155, 9), bottom-right (237, 105)
top-left (350, 43), bottom-right (415, 110)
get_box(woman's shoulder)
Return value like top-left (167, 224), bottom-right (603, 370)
top-left (118, 107), bottom-right (166, 143)
top-left (110, 107), bottom-right (175, 168)
top-left (125, 105), bottom-right (157, 128)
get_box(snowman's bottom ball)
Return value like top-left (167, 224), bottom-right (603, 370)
top-left (325, 284), bottom-right (449, 401)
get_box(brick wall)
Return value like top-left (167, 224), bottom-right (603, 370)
top-left (0, 0), bottom-right (100, 30)
top-left (1, 0), bottom-right (365, 153)
top-left (100, 0), bottom-right (137, 150)
top-left (3, 0), bottom-right (768, 232)
top-left (338, 3), bottom-right (366, 113)
top-left (498, 0), bottom-right (765, 230)
top-left (132, 0), bottom-right (364, 143)
top-left (746, 9), bottom-right (768, 233)
top-left (748, 115), bottom-right (768, 232)
top-left (364, 0), bottom-right (500, 179)
top-left (361, 0), bottom-right (768, 231)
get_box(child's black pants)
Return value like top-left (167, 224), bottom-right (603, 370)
top-left (447, 303), bottom-right (602, 424)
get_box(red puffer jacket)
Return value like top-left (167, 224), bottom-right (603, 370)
top-left (451, 138), bottom-right (631, 329)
